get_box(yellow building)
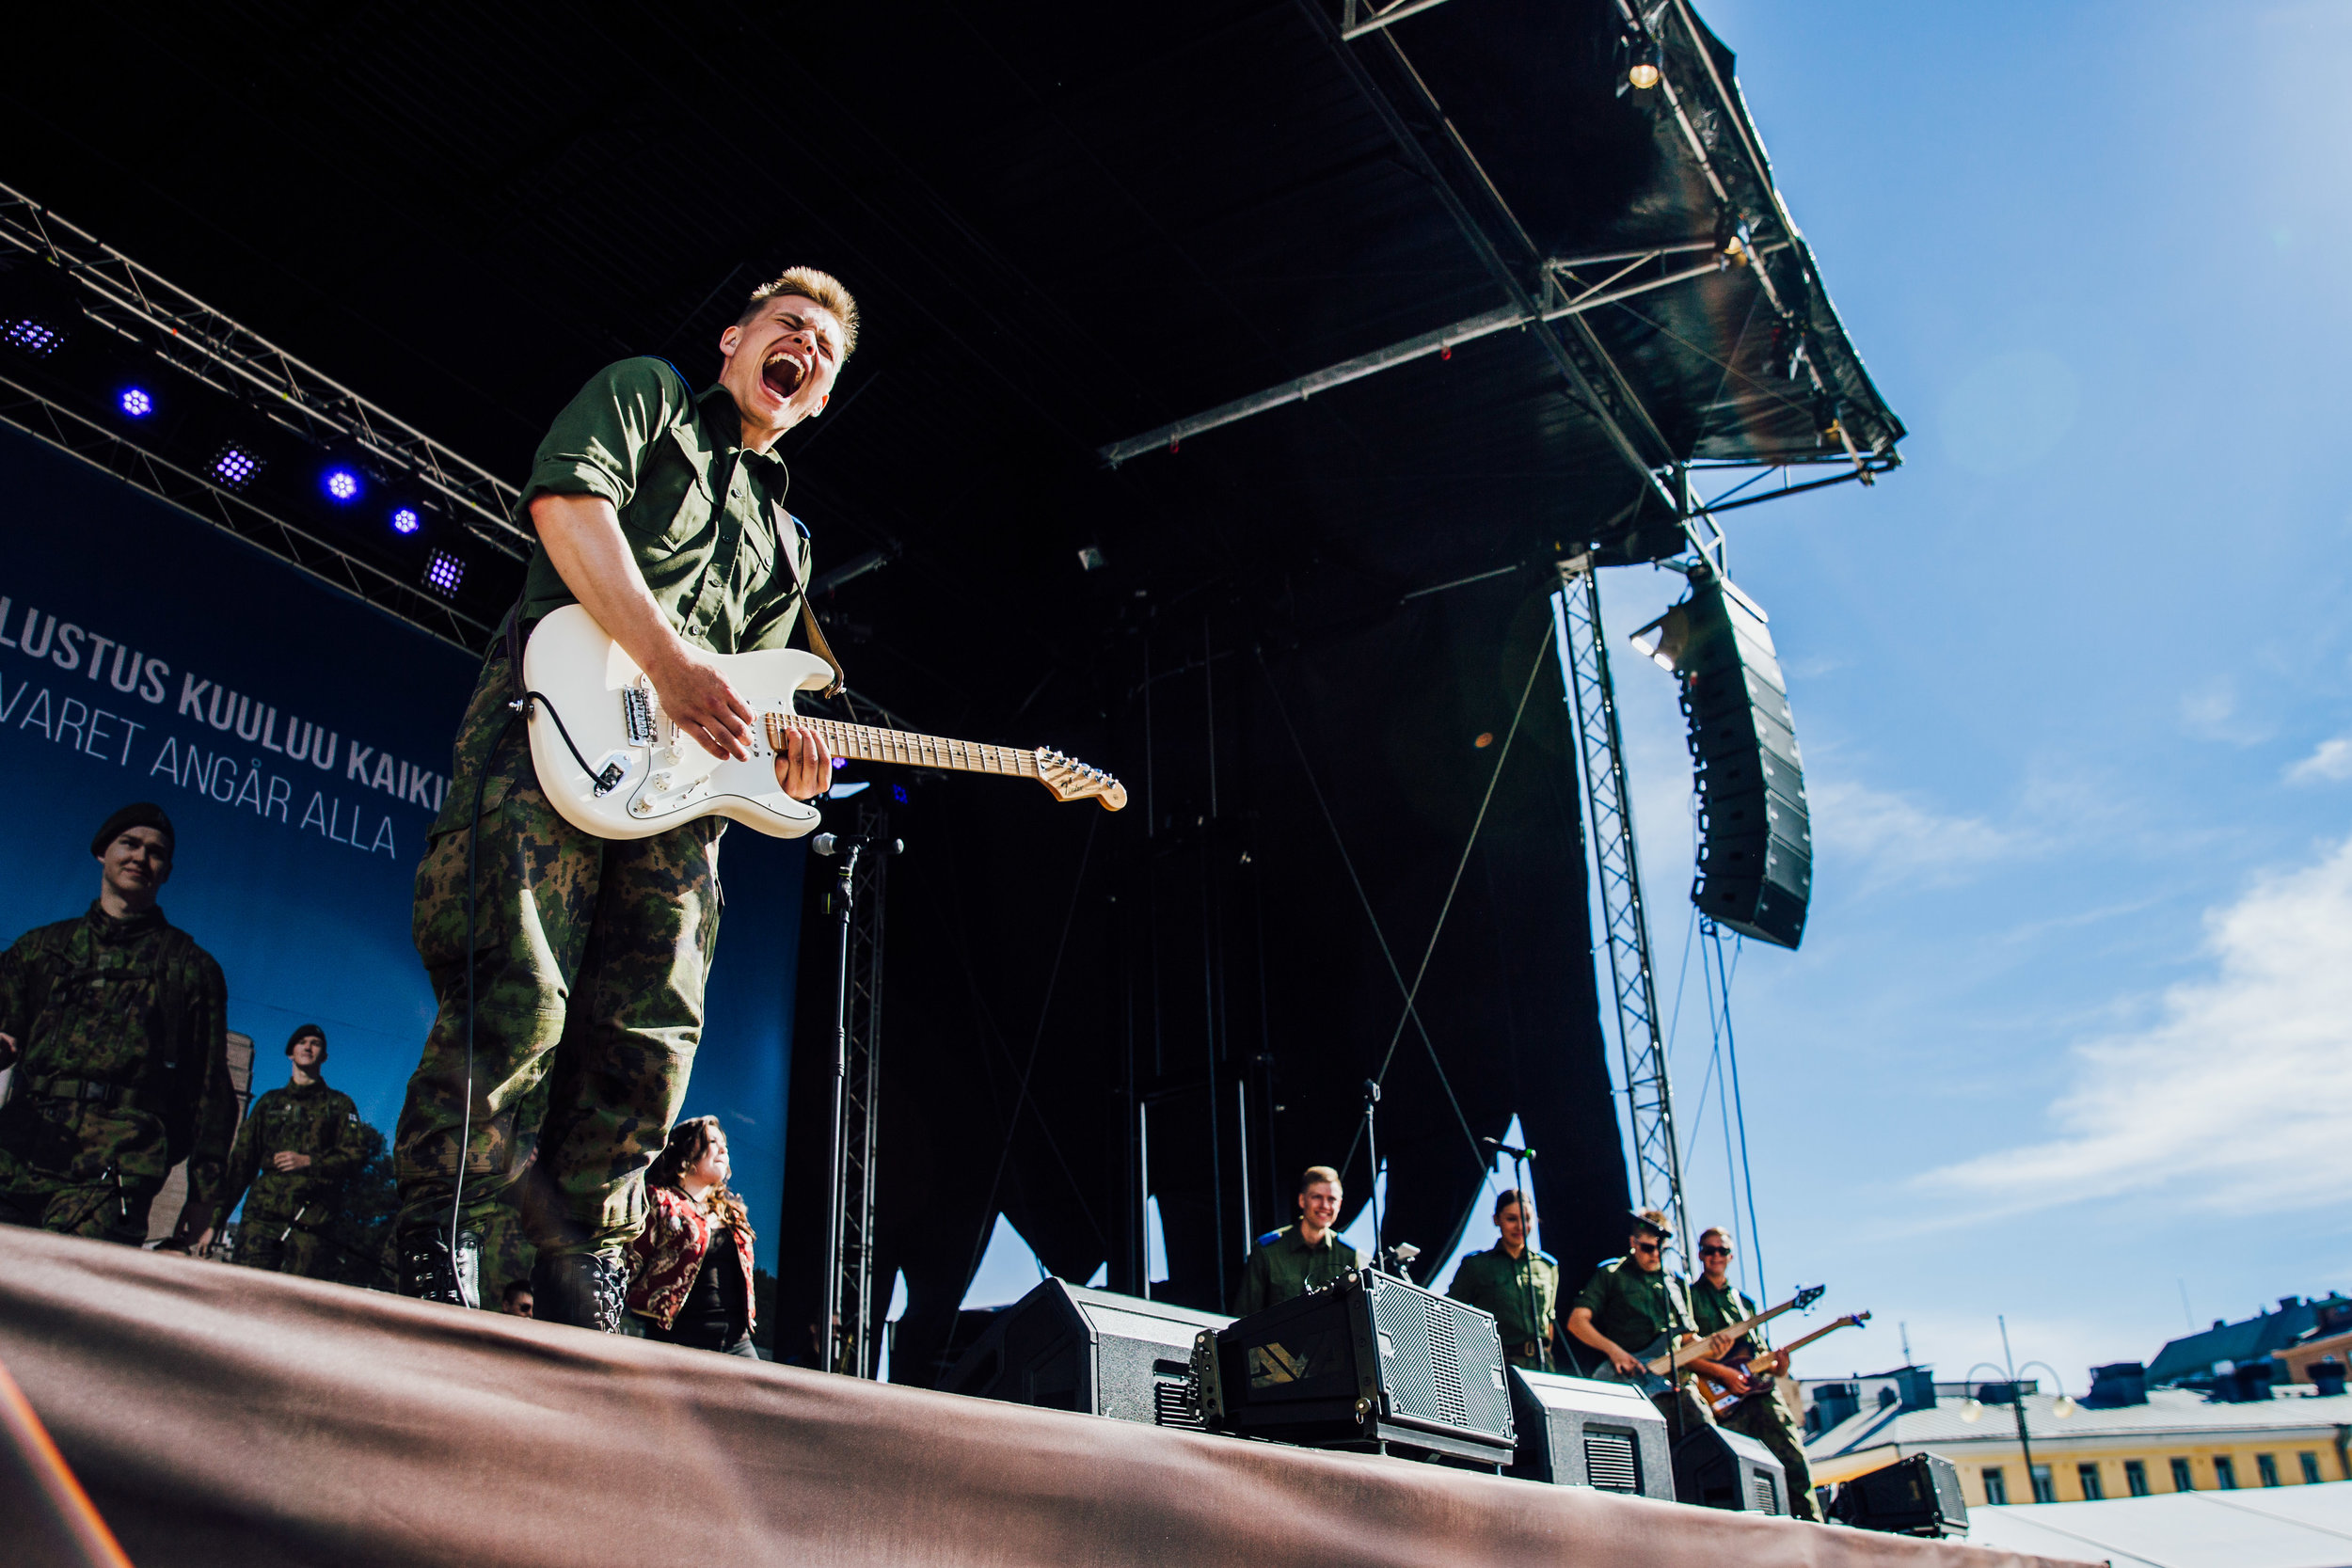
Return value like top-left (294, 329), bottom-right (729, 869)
top-left (1805, 1382), bottom-right (2352, 1508)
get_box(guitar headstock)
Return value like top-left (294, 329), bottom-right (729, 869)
top-left (1034, 748), bottom-right (1129, 812)
top-left (1845, 1310), bottom-right (1872, 1328)
top-left (1794, 1283), bottom-right (1826, 1312)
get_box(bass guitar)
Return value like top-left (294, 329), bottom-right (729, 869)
top-left (1594, 1284), bottom-right (1824, 1399)
top-left (1692, 1309), bottom-right (1869, 1418)
top-left (520, 605), bottom-right (1126, 840)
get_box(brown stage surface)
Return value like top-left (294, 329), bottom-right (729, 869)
top-left (0, 1228), bottom-right (2089, 1568)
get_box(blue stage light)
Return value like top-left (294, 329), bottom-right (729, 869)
top-left (323, 467), bottom-right (362, 503)
top-left (4, 318), bottom-right (62, 357)
top-left (390, 507), bottom-right (421, 535)
top-left (119, 388), bottom-right (153, 418)
top-left (212, 445), bottom-right (262, 489)
top-left (424, 549), bottom-right (464, 597)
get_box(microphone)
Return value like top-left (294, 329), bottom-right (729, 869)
top-left (1483, 1136), bottom-right (1537, 1159)
top-left (811, 832), bottom-right (840, 857)
top-left (1362, 1079), bottom-right (1381, 1103)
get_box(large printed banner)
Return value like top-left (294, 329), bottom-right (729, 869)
top-left (0, 428), bottom-right (803, 1265)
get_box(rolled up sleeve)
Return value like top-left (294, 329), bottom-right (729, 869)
top-left (515, 358), bottom-right (687, 519)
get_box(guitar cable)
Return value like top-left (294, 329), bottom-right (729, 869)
top-left (446, 679), bottom-right (604, 1307)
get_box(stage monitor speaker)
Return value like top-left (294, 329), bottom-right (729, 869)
top-left (1831, 1452), bottom-right (1968, 1537)
top-left (943, 1279), bottom-right (1231, 1431)
top-left (1193, 1268), bottom-right (1516, 1465)
top-left (1670, 1423), bottom-right (1788, 1514)
top-left (1640, 566), bottom-right (1811, 950)
top-left (1505, 1369), bottom-right (1674, 1498)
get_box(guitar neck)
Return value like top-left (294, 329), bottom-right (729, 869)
top-left (1653, 1299), bottom-right (1797, 1374)
top-left (1773, 1316), bottom-right (1865, 1360)
top-left (774, 714), bottom-right (1039, 781)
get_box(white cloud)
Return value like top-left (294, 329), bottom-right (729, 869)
top-left (1806, 776), bottom-right (2021, 889)
top-left (2286, 736), bottom-right (2352, 784)
top-left (1922, 835), bottom-right (2352, 1215)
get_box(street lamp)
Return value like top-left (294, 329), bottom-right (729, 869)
top-left (1959, 1316), bottom-right (2076, 1503)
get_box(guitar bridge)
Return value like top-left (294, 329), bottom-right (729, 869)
top-left (622, 686), bottom-right (656, 746)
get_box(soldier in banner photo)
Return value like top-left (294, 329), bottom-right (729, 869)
top-left (215, 1023), bottom-right (365, 1277)
top-left (0, 803), bottom-right (236, 1245)
top-left (390, 268), bottom-right (849, 1328)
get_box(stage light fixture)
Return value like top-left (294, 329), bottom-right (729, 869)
top-left (1629, 604), bottom-right (1693, 671)
top-left (1628, 47), bottom-right (1662, 90)
top-left (119, 388), bottom-right (154, 418)
top-left (390, 507), bottom-right (421, 535)
top-left (323, 466), bottom-right (363, 503)
top-left (423, 549), bottom-right (464, 597)
top-left (211, 444), bottom-right (262, 490)
top-left (5, 316), bottom-right (64, 357)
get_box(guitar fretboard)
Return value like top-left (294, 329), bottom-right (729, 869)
top-left (767, 714), bottom-right (1039, 780)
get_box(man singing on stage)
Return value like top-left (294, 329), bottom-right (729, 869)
top-left (390, 269), bottom-right (852, 1327)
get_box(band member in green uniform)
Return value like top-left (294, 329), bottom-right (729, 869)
top-left (1447, 1187), bottom-right (1559, 1369)
top-left (216, 1024), bottom-right (366, 1277)
top-left (1688, 1227), bottom-right (1820, 1518)
top-left (389, 269), bottom-right (851, 1326)
top-left (1565, 1208), bottom-right (1729, 1435)
top-left (1231, 1164), bottom-right (1365, 1315)
top-left (0, 804), bottom-right (234, 1246)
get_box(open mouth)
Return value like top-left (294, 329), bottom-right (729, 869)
top-left (761, 349), bottom-right (808, 402)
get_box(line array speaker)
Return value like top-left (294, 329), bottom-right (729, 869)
top-left (943, 1279), bottom-right (1230, 1430)
top-left (1637, 565), bottom-right (1811, 949)
top-left (1505, 1369), bottom-right (1675, 1498)
top-left (1193, 1268), bottom-right (1517, 1465)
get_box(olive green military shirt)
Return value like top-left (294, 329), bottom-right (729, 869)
top-left (1232, 1224), bottom-right (1366, 1316)
top-left (217, 1077), bottom-right (364, 1225)
top-left (514, 358), bottom-right (813, 656)
top-left (0, 903), bottom-right (234, 1223)
top-left (1449, 1243), bottom-right (1560, 1362)
top-left (1691, 1277), bottom-right (1768, 1348)
top-left (1571, 1256), bottom-right (1698, 1357)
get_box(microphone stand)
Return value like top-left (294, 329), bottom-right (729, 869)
top-left (814, 826), bottom-right (873, 1374)
top-left (1360, 1080), bottom-right (1383, 1272)
top-left (1486, 1136), bottom-right (1549, 1371)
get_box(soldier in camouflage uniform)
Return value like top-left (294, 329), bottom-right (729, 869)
top-left (216, 1023), bottom-right (365, 1277)
top-left (391, 268), bottom-right (852, 1328)
top-left (1447, 1187), bottom-right (1561, 1370)
top-left (0, 803), bottom-right (234, 1245)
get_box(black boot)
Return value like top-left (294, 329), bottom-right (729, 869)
top-left (396, 1227), bottom-right (480, 1308)
top-left (531, 1251), bottom-right (627, 1333)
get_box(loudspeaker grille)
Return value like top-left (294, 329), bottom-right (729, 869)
top-left (1583, 1429), bottom-right (1639, 1492)
top-left (1153, 1378), bottom-right (1207, 1431)
top-left (1751, 1471), bottom-right (1781, 1513)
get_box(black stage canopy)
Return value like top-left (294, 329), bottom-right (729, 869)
top-left (7, 0), bottom-right (1900, 1377)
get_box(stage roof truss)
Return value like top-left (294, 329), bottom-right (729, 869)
top-left (0, 182), bottom-right (530, 563)
top-left (0, 369), bottom-right (495, 651)
top-left (1339, 0), bottom-right (1462, 41)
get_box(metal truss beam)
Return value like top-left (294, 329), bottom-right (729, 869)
top-left (1098, 244), bottom-right (1777, 467)
top-left (1552, 555), bottom-right (1688, 1253)
top-left (1340, 0), bottom-right (1459, 40)
top-left (0, 182), bottom-right (530, 560)
top-left (0, 371), bottom-right (493, 652)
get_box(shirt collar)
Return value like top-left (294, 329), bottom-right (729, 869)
top-left (694, 383), bottom-right (789, 469)
top-left (86, 900), bottom-right (167, 940)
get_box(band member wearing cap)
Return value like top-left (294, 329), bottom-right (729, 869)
top-left (215, 1024), bottom-right (366, 1277)
top-left (1448, 1187), bottom-right (1560, 1369)
top-left (1566, 1208), bottom-right (1730, 1434)
top-left (0, 803), bottom-right (235, 1245)
top-left (1232, 1164), bottom-right (1365, 1314)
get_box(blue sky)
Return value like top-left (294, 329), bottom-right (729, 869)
top-left (964, 3), bottom-right (2352, 1387)
top-left (1567, 0), bottom-right (2352, 1389)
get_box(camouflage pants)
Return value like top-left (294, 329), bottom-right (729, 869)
top-left (1724, 1392), bottom-right (1820, 1520)
top-left (0, 1178), bottom-right (155, 1242)
top-left (237, 1211), bottom-right (339, 1278)
top-left (0, 1098), bottom-right (164, 1243)
top-left (392, 653), bottom-right (723, 1259)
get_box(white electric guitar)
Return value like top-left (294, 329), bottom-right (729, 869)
top-left (520, 604), bottom-right (1126, 840)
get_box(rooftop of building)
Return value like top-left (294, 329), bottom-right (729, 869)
top-left (2144, 1294), bottom-right (2352, 1386)
top-left (1964, 1478), bottom-right (2352, 1568)
top-left (1809, 1385), bottom-right (2352, 1461)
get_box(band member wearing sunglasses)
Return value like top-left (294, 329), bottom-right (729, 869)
top-left (1689, 1227), bottom-right (1820, 1518)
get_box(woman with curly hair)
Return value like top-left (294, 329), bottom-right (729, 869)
top-left (627, 1116), bottom-right (758, 1356)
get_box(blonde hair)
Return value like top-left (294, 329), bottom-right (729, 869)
top-left (647, 1116), bottom-right (755, 1238)
top-left (1298, 1164), bottom-right (1342, 1193)
top-left (739, 266), bottom-right (861, 358)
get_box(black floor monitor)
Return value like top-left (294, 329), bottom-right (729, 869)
top-left (943, 1279), bottom-right (1231, 1431)
top-left (1505, 1369), bottom-right (1674, 1499)
top-left (1671, 1423), bottom-right (1788, 1514)
top-left (1830, 1452), bottom-right (1968, 1536)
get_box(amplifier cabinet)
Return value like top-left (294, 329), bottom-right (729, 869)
top-left (943, 1279), bottom-right (1230, 1431)
top-left (1671, 1423), bottom-right (1788, 1514)
top-left (1193, 1268), bottom-right (1516, 1465)
top-left (1831, 1452), bottom-right (1967, 1536)
top-left (1505, 1369), bottom-right (1674, 1498)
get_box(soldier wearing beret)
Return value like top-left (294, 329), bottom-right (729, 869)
top-left (1447, 1188), bottom-right (1560, 1370)
top-left (0, 804), bottom-right (235, 1245)
top-left (1231, 1164), bottom-right (1365, 1315)
top-left (216, 1023), bottom-right (365, 1277)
